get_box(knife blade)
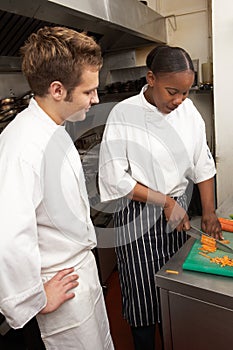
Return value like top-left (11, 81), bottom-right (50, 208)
top-left (187, 225), bottom-right (233, 254)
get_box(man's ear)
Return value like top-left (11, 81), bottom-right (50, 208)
top-left (146, 70), bottom-right (155, 87)
top-left (49, 81), bottom-right (66, 101)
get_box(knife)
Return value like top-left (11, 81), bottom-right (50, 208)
top-left (187, 225), bottom-right (233, 254)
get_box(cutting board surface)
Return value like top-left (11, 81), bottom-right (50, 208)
top-left (183, 231), bottom-right (233, 277)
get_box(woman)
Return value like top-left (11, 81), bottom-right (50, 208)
top-left (98, 45), bottom-right (221, 350)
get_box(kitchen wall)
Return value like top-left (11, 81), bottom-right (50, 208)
top-left (212, 0), bottom-right (233, 207)
top-left (146, 0), bottom-right (211, 82)
top-left (121, 0), bottom-right (210, 83)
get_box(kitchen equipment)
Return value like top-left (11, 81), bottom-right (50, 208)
top-left (183, 230), bottom-right (233, 277)
top-left (0, 1), bottom-right (166, 55)
top-left (187, 225), bottom-right (233, 254)
top-left (0, 90), bottom-right (34, 129)
top-left (17, 91), bottom-right (34, 106)
top-left (0, 97), bottom-right (16, 106)
top-left (0, 107), bottom-right (18, 120)
top-left (202, 61), bottom-right (213, 84)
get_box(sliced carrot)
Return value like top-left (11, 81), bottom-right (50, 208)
top-left (200, 235), bottom-right (216, 252)
top-left (165, 270), bottom-right (179, 275)
top-left (198, 252), bottom-right (211, 259)
top-left (199, 251), bottom-right (233, 267)
top-left (210, 255), bottom-right (233, 267)
top-left (221, 239), bottom-right (230, 244)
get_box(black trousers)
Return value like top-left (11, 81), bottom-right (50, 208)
top-left (131, 324), bottom-right (155, 350)
top-left (0, 317), bottom-right (45, 350)
top-left (22, 317), bottom-right (45, 349)
top-left (131, 323), bottom-right (164, 350)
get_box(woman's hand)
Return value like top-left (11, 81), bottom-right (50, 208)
top-left (40, 267), bottom-right (79, 314)
top-left (201, 212), bottom-right (223, 240)
top-left (164, 196), bottom-right (190, 232)
top-left (197, 178), bottom-right (222, 239)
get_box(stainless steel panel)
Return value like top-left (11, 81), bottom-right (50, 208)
top-left (49, 0), bottom-right (166, 42)
top-left (0, 0), bottom-right (166, 54)
top-left (169, 292), bottom-right (233, 350)
top-left (49, 0), bottom-right (108, 21)
top-left (159, 289), bottom-right (173, 350)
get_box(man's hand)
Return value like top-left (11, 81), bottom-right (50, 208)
top-left (40, 267), bottom-right (79, 314)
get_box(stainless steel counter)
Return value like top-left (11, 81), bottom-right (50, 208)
top-left (155, 237), bottom-right (233, 350)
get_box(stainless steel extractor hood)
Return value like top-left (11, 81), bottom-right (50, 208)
top-left (0, 0), bottom-right (166, 55)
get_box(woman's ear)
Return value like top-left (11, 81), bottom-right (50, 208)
top-left (146, 70), bottom-right (155, 87)
top-left (49, 81), bottom-right (65, 101)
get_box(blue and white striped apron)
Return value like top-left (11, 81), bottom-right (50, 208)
top-left (114, 195), bottom-right (187, 327)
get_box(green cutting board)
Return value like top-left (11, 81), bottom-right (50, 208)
top-left (183, 231), bottom-right (233, 277)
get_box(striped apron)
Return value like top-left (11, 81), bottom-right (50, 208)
top-left (114, 195), bottom-right (187, 327)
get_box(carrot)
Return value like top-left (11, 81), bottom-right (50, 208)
top-left (200, 235), bottom-right (216, 252)
top-left (165, 270), bottom-right (179, 275)
top-left (218, 217), bottom-right (233, 232)
top-left (198, 252), bottom-right (211, 259)
top-left (201, 235), bottom-right (215, 244)
top-left (220, 223), bottom-right (233, 232)
top-left (221, 239), bottom-right (230, 244)
top-left (199, 251), bottom-right (233, 267)
top-left (218, 217), bottom-right (233, 225)
top-left (210, 255), bottom-right (233, 267)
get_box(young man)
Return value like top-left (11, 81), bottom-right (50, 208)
top-left (0, 26), bottom-right (114, 349)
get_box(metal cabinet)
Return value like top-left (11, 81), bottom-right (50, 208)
top-left (156, 238), bottom-right (233, 350)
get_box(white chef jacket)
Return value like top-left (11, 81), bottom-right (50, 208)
top-left (99, 85), bottom-right (216, 202)
top-left (0, 99), bottom-right (99, 330)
